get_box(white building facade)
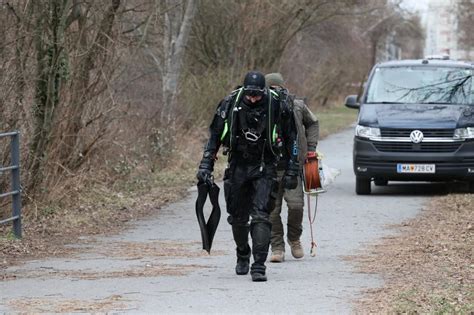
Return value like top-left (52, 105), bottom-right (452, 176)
top-left (424, 0), bottom-right (472, 60)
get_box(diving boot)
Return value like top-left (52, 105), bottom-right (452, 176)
top-left (251, 272), bottom-right (267, 282)
top-left (288, 239), bottom-right (304, 259)
top-left (269, 250), bottom-right (285, 263)
top-left (235, 245), bottom-right (251, 275)
top-left (249, 218), bottom-right (271, 281)
top-left (235, 258), bottom-right (250, 275)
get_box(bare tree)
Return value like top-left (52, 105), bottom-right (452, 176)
top-left (56, 0), bottom-right (122, 170)
top-left (188, 0), bottom-right (361, 72)
top-left (2, 0), bottom-right (123, 192)
top-left (178, 0), bottom-right (374, 116)
top-left (359, 1), bottom-right (423, 67)
top-left (161, 0), bottom-right (197, 124)
top-left (123, 0), bottom-right (197, 125)
top-left (457, 0), bottom-right (474, 57)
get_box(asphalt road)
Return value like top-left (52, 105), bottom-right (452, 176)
top-left (0, 128), bottom-right (436, 313)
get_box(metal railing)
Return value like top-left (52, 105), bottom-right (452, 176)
top-left (0, 131), bottom-right (21, 238)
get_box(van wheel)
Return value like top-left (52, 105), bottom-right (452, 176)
top-left (356, 177), bottom-right (371, 195)
top-left (469, 181), bottom-right (474, 193)
top-left (374, 179), bottom-right (388, 186)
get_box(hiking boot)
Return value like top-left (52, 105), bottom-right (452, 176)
top-left (269, 250), bottom-right (285, 263)
top-left (288, 239), bottom-right (304, 259)
top-left (251, 272), bottom-right (267, 282)
top-left (235, 258), bottom-right (250, 275)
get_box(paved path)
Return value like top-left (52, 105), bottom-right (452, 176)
top-left (0, 128), bottom-right (433, 313)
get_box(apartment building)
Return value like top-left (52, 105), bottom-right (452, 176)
top-left (424, 0), bottom-right (472, 60)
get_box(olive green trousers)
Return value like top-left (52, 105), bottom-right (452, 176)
top-left (269, 170), bottom-right (304, 252)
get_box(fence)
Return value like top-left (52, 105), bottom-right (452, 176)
top-left (0, 131), bottom-right (21, 238)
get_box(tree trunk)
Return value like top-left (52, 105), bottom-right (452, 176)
top-left (59, 0), bottom-right (121, 169)
top-left (160, 0), bottom-right (197, 125)
top-left (29, 0), bottom-right (66, 189)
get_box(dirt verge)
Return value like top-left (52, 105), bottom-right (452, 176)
top-left (351, 193), bottom-right (473, 313)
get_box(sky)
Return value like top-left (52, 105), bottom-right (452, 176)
top-left (401, 0), bottom-right (429, 12)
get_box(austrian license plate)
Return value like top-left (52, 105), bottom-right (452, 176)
top-left (397, 164), bottom-right (436, 174)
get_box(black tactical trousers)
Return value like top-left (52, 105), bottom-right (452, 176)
top-left (224, 157), bottom-right (277, 275)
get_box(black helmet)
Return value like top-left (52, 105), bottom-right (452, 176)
top-left (243, 71), bottom-right (265, 96)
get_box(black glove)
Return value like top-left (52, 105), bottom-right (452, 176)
top-left (197, 168), bottom-right (212, 184)
top-left (283, 160), bottom-right (299, 190)
top-left (196, 153), bottom-right (214, 184)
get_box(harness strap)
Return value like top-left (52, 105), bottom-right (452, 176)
top-left (220, 87), bottom-right (244, 142)
top-left (222, 88), bottom-right (280, 158)
top-left (266, 88), bottom-right (277, 156)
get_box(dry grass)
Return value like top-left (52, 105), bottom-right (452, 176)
top-left (93, 240), bottom-right (226, 259)
top-left (351, 193), bottom-right (474, 313)
top-left (3, 263), bottom-right (209, 282)
top-left (8, 295), bottom-right (131, 313)
top-left (2, 238), bottom-right (220, 282)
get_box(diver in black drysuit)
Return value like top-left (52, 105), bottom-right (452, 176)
top-left (197, 71), bottom-right (299, 282)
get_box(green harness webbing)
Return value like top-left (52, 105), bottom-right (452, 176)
top-left (220, 88), bottom-right (279, 157)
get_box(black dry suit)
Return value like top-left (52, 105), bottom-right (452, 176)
top-left (202, 87), bottom-right (298, 275)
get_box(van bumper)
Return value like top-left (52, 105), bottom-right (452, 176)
top-left (353, 137), bottom-right (474, 181)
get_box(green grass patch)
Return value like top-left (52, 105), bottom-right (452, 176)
top-left (392, 288), bottom-right (474, 314)
top-left (393, 288), bottom-right (422, 313)
top-left (316, 104), bottom-right (358, 139)
top-left (0, 230), bottom-right (19, 241)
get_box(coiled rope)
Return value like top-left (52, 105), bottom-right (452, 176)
top-left (303, 154), bottom-right (325, 257)
top-left (303, 157), bottom-right (322, 193)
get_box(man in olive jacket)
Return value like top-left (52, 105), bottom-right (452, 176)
top-left (265, 73), bottom-right (319, 262)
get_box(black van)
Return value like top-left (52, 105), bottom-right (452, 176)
top-left (345, 58), bottom-right (474, 194)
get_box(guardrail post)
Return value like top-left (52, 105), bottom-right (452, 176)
top-left (11, 132), bottom-right (21, 238)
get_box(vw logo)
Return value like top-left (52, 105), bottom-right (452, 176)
top-left (410, 130), bottom-right (424, 143)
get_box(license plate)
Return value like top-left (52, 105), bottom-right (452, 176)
top-left (397, 164), bottom-right (436, 174)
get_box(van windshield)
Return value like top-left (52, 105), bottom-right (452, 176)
top-left (366, 66), bottom-right (474, 105)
